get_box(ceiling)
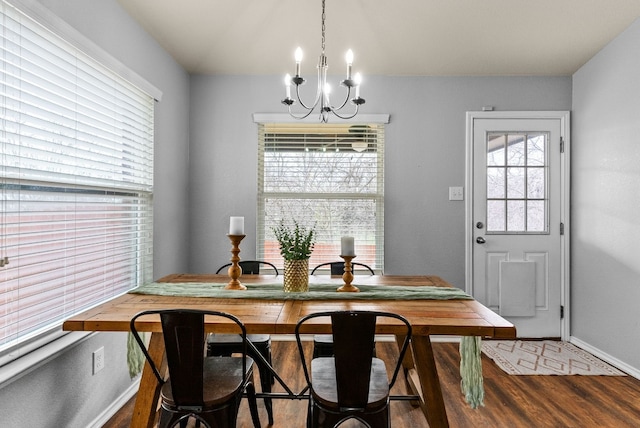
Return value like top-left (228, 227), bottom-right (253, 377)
top-left (117, 0), bottom-right (640, 77)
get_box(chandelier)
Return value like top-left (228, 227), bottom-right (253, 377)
top-left (281, 0), bottom-right (365, 123)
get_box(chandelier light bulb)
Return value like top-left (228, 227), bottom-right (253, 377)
top-left (284, 73), bottom-right (292, 98)
top-left (346, 49), bottom-right (354, 79)
top-left (354, 72), bottom-right (362, 98)
top-left (295, 47), bottom-right (303, 76)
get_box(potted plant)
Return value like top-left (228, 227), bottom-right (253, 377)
top-left (272, 220), bottom-right (315, 292)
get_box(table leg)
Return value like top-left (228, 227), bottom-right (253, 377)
top-left (395, 334), bottom-right (420, 407)
top-left (408, 335), bottom-right (450, 428)
top-left (131, 332), bottom-right (165, 428)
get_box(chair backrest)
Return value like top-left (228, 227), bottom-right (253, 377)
top-left (310, 261), bottom-right (375, 276)
top-left (130, 309), bottom-right (249, 409)
top-left (215, 260), bottom-right (279, 275)
top-left (295, 310), bottom-right (412, 410)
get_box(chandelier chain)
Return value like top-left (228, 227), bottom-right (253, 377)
top-left (321, 0), bottom-right (326, 53)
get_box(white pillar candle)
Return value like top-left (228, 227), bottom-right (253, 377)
top-left (229, 216), bottom-right (244, 235)
top-left (341, 236), bottom-right (355, 256)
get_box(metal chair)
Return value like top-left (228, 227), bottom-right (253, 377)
top-left (129, 309), bottom-right (261, 428)
top-left (295, 310), bottom-right (412, 428)
top-left (209, 260), bottom-right (277, 425)
top-left (311, 261), bottom-right (376, 358)
top-left (215, 260), bottom-right (279, 275)
top-left (310, 261), bottom-right (375, 276)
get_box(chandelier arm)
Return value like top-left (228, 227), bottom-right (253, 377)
top-left (286, 104), bottom-right (316, 120)
top-left (329, 86), bottom-right (353, 112)
top-left (293, 83), bottom-right (322, 111)
top-left (328, 103), bottom-right (360, 120)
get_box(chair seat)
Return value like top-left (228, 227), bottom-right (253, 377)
top-left (161, 357), bottom-right (254, 409)
top-left (310, 357), bottom-right (389, 411)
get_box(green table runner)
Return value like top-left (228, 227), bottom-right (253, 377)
top-left (129, 281), bottom-right (473, 300)
top-left (126, 281), bottom-right (484, 408)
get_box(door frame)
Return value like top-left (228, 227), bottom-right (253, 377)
top-left (464, 111), bottom-right (571, 340)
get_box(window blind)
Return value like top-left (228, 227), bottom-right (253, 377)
top-left (257, 123), bottom-right (384, 272)
top-left (0, 1), bottom-right (154, 354)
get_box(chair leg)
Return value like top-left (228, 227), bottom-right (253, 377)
top-left (307, 396), bottom-right (314, 428)
top-left (261, 380), bottom-right (274, 425)
top-left (159, 410), bottom-right (188, 428)
top-left (253, 344), bottom-right (274, 424)
top-left (245, 381), bottom-right (261, 428)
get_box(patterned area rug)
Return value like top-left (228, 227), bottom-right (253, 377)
top-left (481, 340), bottom-right (627, 376)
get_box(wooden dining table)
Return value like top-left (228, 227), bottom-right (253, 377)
top-left (63, 273), bottom-right (515, 428)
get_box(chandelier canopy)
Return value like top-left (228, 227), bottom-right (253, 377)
top-left (281, 0), bottom-right (365, 123)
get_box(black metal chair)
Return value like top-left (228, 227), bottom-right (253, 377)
top-left (311, 261), bottom-right (376, 357)
top-left (215, 260), bottom-right (279, 275)
top-left (129, 309), bottom-right (261, 428)
top-left (310, 261), bottom-right (375, 276)
top-left (295, 310), bottom-right (412, 428)
top-left (208, 260), bottom-right (277, 425)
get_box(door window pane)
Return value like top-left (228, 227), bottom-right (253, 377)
top-left (487, 200), bottom-right (505, 231)
top-left (507, 135), bottom-right (526, 166)
top-left (507, 167), bottom-right (525, 198)
top-left (527, 134), bottom-right (545, 166)
top-left (527, 201), bottom-right (546, 231)
top-left (507, 200), bottom-right (525, 231)
top-left (487, 134), bottom-right (505, 166)
top-left (487, 167), bottom-right (505, 198)
top-left (527, 167), bottom-right (545, 198)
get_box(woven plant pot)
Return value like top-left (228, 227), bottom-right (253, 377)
top-left (283, 259), bottom-right (309, 292)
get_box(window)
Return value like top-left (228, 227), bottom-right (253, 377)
top-left (486, 132), bottom-right (548, 233)
top-left (257, 122), bottom-right (384, 271)
top-left (0, 1), bottom-right (155, 358)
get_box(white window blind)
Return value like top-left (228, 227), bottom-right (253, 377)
top-left (0, 1), bottom-right (154, 355)
top-left (257, 123), bottom-right (384, 271)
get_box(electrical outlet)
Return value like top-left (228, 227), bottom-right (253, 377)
top-left (449, 186), bottom-right (464, 201)
top-left (93, 346), bottom-right (105, 374)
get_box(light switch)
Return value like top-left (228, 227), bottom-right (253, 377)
top-left (449, 186), bottom-right (464, 201)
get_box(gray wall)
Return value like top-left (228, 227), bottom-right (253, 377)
top-left (0, 1), bottom-right (190, 426)
top-left (188, 74), bottom-right (571, 288)
top-left (572, 19), bottom-right (640, 370)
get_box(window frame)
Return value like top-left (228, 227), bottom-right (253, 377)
top-left (0, 0), bottom-right (159, 369)
top-left (254, 114), bottom-right (388, 273)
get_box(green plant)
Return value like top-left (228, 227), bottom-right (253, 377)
top-left (272, 220), bottom-right (316, 261)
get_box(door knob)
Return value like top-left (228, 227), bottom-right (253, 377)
top-left (476, 237), bottom-right (486, 244)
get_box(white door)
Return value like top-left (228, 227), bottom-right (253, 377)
top-left (466, 112), bottom-right (570, 338)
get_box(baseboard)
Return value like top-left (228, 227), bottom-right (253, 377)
top-left (87, 380), bottom-right (140, 428)
top-left (570, 336), bottom-right (640, 380)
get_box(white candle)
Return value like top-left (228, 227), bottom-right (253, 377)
top-left (345, 49), bottom-right (353, 80)
top-left (229, 216), bottom-right (244, 235)
top-left (284, 74), bottom-right (291, 98)
top-left (295, 47), bottom-right (303, 76)
top-left (341, 236), bottom-right (355, 256)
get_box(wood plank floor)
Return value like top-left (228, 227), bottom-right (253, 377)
top-left (104, 340), bottom-right (640, 427)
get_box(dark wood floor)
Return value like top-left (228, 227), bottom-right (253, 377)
top-left (104, 340), bottom-right (640, 427)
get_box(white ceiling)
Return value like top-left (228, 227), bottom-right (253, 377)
top-left (117, 0), bottom-right (640, 76)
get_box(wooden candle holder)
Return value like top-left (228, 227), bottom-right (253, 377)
top-left (337, 255), bottom-right (359, 292)
top-left (226, 234), bottom-right (246, 290)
